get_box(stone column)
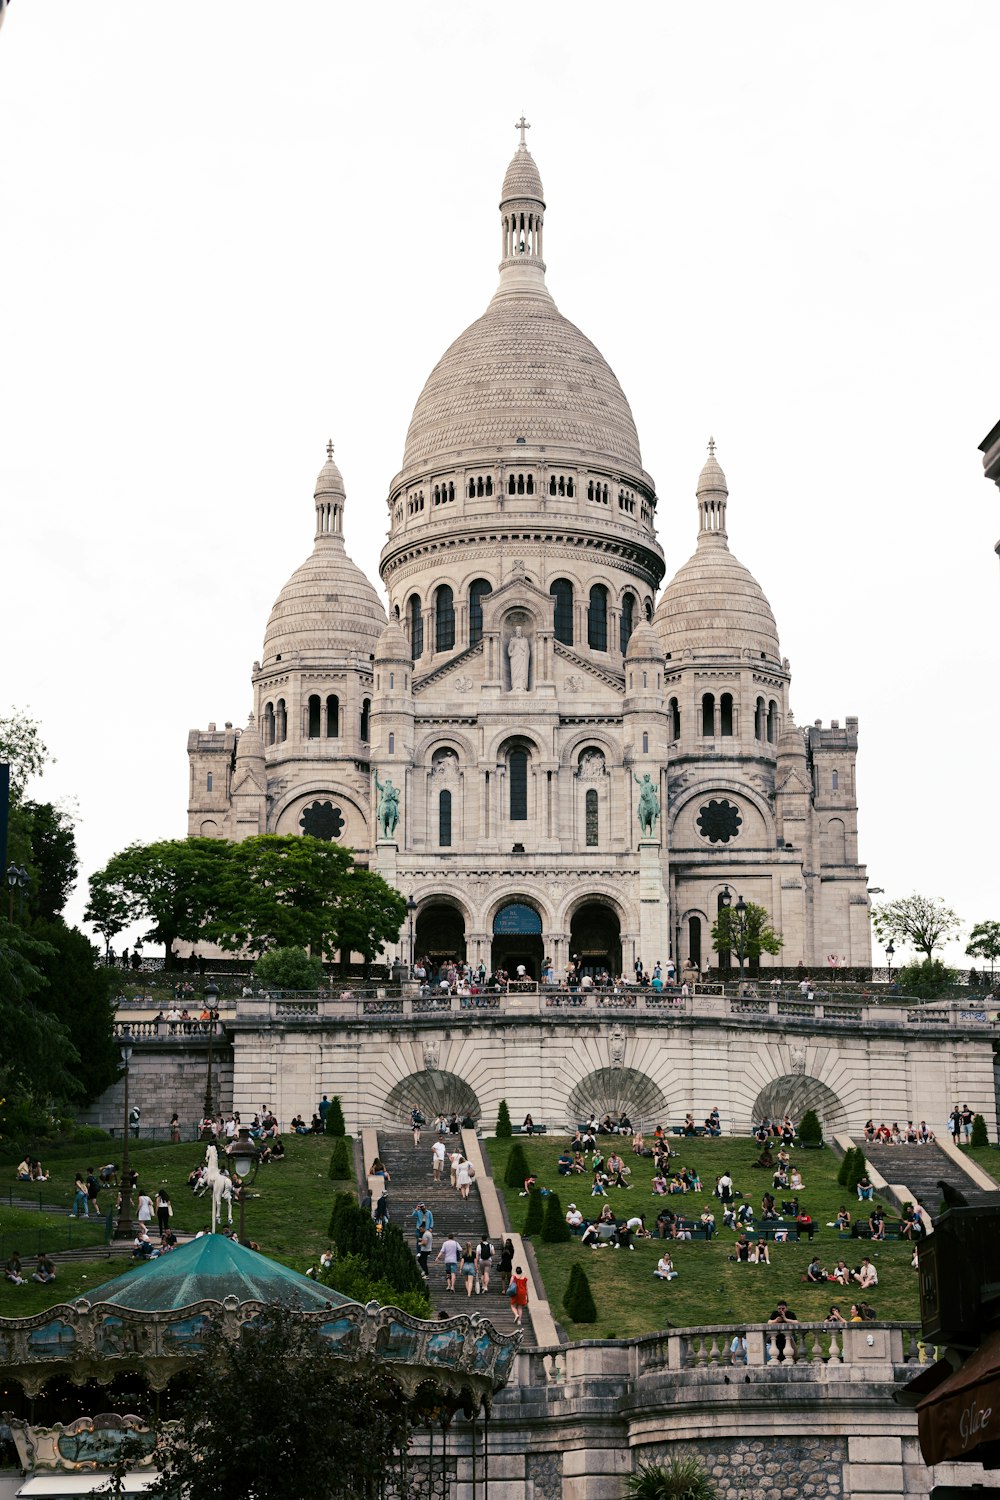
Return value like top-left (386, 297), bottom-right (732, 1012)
top-left (639, 839), bottom-right (670, 972)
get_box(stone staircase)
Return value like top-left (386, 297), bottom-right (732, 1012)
top-left (374, 1129), bottom-right (537, 1343)
top-left (860, 1141), bottom-right (982, 1213)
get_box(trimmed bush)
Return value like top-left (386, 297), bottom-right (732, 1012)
top-left (972, 1113), bottom-right (989, 1148)
top-left (255, 946), bottom-right (324, 991)
top-left (326, 1193), bottom-right (425, 1299)
top-left (327, 1096), bottom-right (346, 1138)
top-left (836, 1146), bottom-right (852, 1186)
top-left (798, 1109), bottom-right (823, 1147)
top-left (542, 1191), bottom-right (571, 1243)
top-left (504, 1141), bottom-right (530, 1190)
top-left (495, 1099), bottom-right (512, 1139)
top-left (847, 1149), bottom-right (868, 1193)
top-left (329, 1137), bottom-right (353, 1181)
top-left (563, 1262), bottom-right (597, 1324)
top-left (523, 1187), bottom-right (544, 1237)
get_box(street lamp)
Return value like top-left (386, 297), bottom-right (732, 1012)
top-left (734, 895), bottom-right (748, 987)
top-left (230, 1127), bottom-right (260, 1243)
top-left (203, 980), bottom-right (220, 1126)
top-left (885, 941), bottom-right (895, 984)
top-left (6, 862), bottom-right (29, 921)
top-left (406, 896), bottom-right (417, 974)
top-left (113, 1029), bottom-right (135, 1242)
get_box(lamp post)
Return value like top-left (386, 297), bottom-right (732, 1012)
top-left (203, 980), bottom-right (219, 1125)
top-left (6, 862), bottom-right (29, 922)
top-left (886, 941), bottom-right (895, 985)
top-left (230, 1127), bottom-right (260, 1243)
top-left (113, 1029), bottom-right (135, 1242)
top-left (734, 895), bottom-right (748, 987)
top-left (406, 896), bottom-right (417, 975)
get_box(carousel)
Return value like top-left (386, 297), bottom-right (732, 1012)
top-left (0, 1235), bottom-right (520, 1497)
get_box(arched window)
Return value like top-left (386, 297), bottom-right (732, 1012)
top-left (755, 696), bottom-right (765, 741)
top-left (439, 789), bottom-right (452, 847)
top-left (468, 579), bottom-right (492, 646)
top-left (720, 693), bottom-right (734, 736)
top-left (509, 749), bottom-right (528, 821)
top-left (206, 772), bottom-right (213, 792)
top-left (550, 579), bottom-right (573, 645)
top-left (326, 695), bottom-right (339, 737)
top-left (688, 915), bottom-right (702, 970)
top-left (360, 698), bottom-right (370, 741)
top-left (669, 697), bottom-right (681, 741)
top-left (588, 584), bottom-right (608, 651)
top-left (409, 594), bottom-right (423, 660)
top-left (642, 732), bottom-right (649, 753)
top-left (767, 699), bottom-right (777, 743)
top-left (263, 702), bottom-right (275, 746)
top-left (435, 585), bottom-right (455, 652)
top-left (585, 787), bottom-right (598, 847)
top-left (619, 592), bottom-right (636, 655)
top-left (701, 693), bottom-right (715, 737)
top-left (307, 695), bottom-right (321, 738)
top-left (832, 769), bottom-right (839, 792)
top-left (388, 732), bottom-right (395, 754)
top-left (275, 699), bottom-right (287, 742)
top-left (717, 890), bottom-right (731, 970)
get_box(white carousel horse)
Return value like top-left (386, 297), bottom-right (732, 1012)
top-left (194, 1143), bottom-right (234, 1233)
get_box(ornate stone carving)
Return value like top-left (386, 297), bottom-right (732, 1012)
top-left (507, 627), bottom-right (530, 692)
top-left (373, 770), bottom-right (400, 839)
top-left (610, 1024), bottom-right (626, 1066)
top-left (790, 1045), bottom-right (806, 1075)
top-left (577, 750), bottom-right (606, 779)
top-left (453, 675), bottom-right (474, 693)
top-left (634, 772), bottom-right (660, 835)
top-left (423, 1040), bottom-right (440, 1071)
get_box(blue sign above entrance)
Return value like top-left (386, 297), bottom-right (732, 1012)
top-left (492, 903), bottom-right (542, 936)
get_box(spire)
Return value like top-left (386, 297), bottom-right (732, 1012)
top-left (314, 441), bottom-right (346, 542)
top-left (696, 436), bottom-right (728, 542)
top-left (499, 118), bottom-right (546, 279)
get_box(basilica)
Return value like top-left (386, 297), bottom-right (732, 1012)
top-left (186, 126), bottom-right (871, 980)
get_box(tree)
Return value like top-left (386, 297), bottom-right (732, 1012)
top-left (0, 708), bottom-right (51, 803)
top-left (255, 946), bottom-right (325, 991)
top-left (504, 1141), bottom-right (530, 1189)
top-left (563, 1262), bottom-right (597, 1323)
top-left (86, 838), bottom-right (232, 967)
top-left (542, 1190), bottom-right (571, 1243)
top-left (325, 1193), bottom-right (428, 1307)
top-left (331, 866), bottom-right (408, 966)
top-left (710, 901), bottom-right (783, 967)
top-left (30, 920), bottom-right (119, 1102)
top-left (972, 1114), bottom-right (989, 1148)
top-left (327, 1096), bottom-right (346, 1137)
top-left (871, 894), bottom-right (961, 962)
top-left (496, 1098), bottom-right (512, 1138)
top-left (897, 959), bottom-right (955, 1000)
top-left (967, 921), bottom-right (1000, 977)
top-left (523, 1187), bottom-right (544, 1237)
top-left (626, 1456), bottom-right (719, 1500)
top-left (328, 1138), bottom-right (353, 1181)
top-left (0, 916), bottom-right (82, 1145)
top-left (18, 800), bottom-right (79, 921)
top-left (147, 1306), bottom-right (411, 1500)
top-left (798, 1108), bottom-right (823, 1147)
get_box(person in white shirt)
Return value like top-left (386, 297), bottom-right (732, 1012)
top-left (565, 1204), bottom-right (584, 1229)
top-left (432, 1139), bottom-right (446, 1182)
top-left (654, 1253), bottom-right (678, 1280)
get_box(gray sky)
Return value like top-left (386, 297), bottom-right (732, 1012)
top-left (1, 2), bottom-right (997, 968)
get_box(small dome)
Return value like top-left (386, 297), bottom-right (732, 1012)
top-left (314, 445), bottom-right (346, 501)
top-left (501, 145), bottom-right (544, 206)
top-left (263, 545), bottom-right (386, 666)
top-left (625, 621), bottom-right (662, 661)
top-left (654, 545), bottom-right (781, 662)
top-left (235, 712), bottom-right (265, 764)
top-left (375, 619), bottom-right (413, 662)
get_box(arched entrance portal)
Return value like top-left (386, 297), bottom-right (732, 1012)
top-left (569, 902), bottom-right (622, 976)
top-left (383, 1070), bottom-right (481, 1127)
top-left (491, 902), bottom-right (543, 979)
top-left (415, 903), bottom-right (466, 973)
top-left (752, 1075), bottom-right (847, 1135)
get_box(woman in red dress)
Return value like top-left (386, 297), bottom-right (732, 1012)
top-left (509, 1265), bottom-right (529, 1326)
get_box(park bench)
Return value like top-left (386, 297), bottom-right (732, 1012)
top-left (511, 1124), bottom-right (547, 1135)
top-left (671, 1125), bottom-right (706, 1137)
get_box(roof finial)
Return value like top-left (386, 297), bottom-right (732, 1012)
top-left (326, 439), bottom-right (334, 460)
top-left (515, 114), bottom-right (530, 149)
top-left (707, 436), bottom-right (716, 457)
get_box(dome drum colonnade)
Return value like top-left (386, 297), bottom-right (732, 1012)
top-left (186, 121), bottom-right (870, 982)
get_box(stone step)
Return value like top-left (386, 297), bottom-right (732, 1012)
top-left (376, 1130), bottom-right (537, 1343)
top-left (860, 1142), bottom-right (981, 1209)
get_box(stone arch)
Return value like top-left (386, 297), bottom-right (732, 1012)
top-left (751, 1074), bottom-right (847, 1134)
top-left (561, 726), bottom-right (621, 768)
top-left (567, 1068), bottom-right (668, 1129)
top-left (383, 1069), bottom-right (481, 1127)
top-left (271, 786), bottom-right (369, 841)
top-left (414, 897), bottom-right (468, 967)
top-left (558, 887), bottom-right (633, 937)
top-left (412, 725), bottom-right (478, 768)
top-left (669, 781), bottom-right (775, 847)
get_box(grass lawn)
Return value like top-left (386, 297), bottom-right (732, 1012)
top-left (957, 1144), bottom-right (1000, 1183)
top-left (0, 1135), bottom-right (347, 1318)
top-left (486, 1135), bottom-right (923, 1341)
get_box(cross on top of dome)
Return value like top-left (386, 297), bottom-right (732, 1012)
top-left (707, 436), bottom-right (716, 457)
top-left (326, 439), bottom-right (334, 460)
top-left (515, 114), bottom-right (531, 148)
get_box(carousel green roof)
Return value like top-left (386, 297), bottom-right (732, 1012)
top-left (91, 1235), bottom-right (352, 1314)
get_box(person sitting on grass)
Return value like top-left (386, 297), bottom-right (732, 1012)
top-left (835, 1205), bottom-right (851, 1231)
top-left (749, 1240), bottom-right (771, 1264)
top-left (853, 1257), bottom-right (878, 1289)
top-left (735, 1233), bottom-right (752, 1262)
top-left (606, 1152), bottom-right (631, 1188)
top-left (654, 1251), bottom-right (678, 1280)
top-left (684, 1165), bottom-right (702, 1192)
top-left (132, 1225), bottom-right (155, 1260)
top-left (565, 1203), bottom-right (584, 1229)
top-left (856, 1175), bottom-right (874, 1202)
top-left (751, 1143), bottom-right (775, 1169)
top-left (669, 1174), bottom-right (686, 1196)
top-left (591, 1171), bottom-right (608, 1198)
top-left (700, 1209), bottom-right (717, 1239)
top-left (518, 1172), bottom-right (537, 1197)
top-left (789, 1168), bottom-right (804, 1191)
top-left (652, 1170), bottom-right (669, 1195)
top-left (5, 1253), bottom-right (25, 1285)
top-left (16, 1159), bottom-right (31, 1181)
top-left (737, 1202), bottom-right (754, 1228)
top-left (632, 1130), bottom-right (646, 1155)
top-left (32, 1254), bottom-right (56, 1284)
top-left (557, 1150), bottom-right (574, 1176)
top-left (805, 1256), bottom-right (827, 1283)
top-left (900, 1204), bottom-right (923, 1239)
top-left (760, 1192), bottom-right (778, 1221)
top-left (825, 1304), bottom-right (848, 1325)
top-left (869, 1207), bottom-right (886, 1241)
top-left (831, 1258), bottom-right (851, 1284)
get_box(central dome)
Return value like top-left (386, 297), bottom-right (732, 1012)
top-left (400, 294), bottom-right (645, 473)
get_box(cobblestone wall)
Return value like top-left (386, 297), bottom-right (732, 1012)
top-left (637, 1436), bottom-right (846, 1500)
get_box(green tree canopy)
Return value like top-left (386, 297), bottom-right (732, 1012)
top-left (0, 916), bottom-right (82, 1143)
top-left (710, 901), bottom-right (783, 965)
top-left (871, 894), bottom-right (961, 962)
top-left (966, 920), bottom-right (1000, 974)
top-left (0, 708), bottom-right (51, 803)
top-left (85, 838), bottom-right (232, 967)
top-left (147, 1306), bottom-right (411, 1500)
top-left (14, 800), bottom-right (79, 921)
top-left (255, 946), bottom-right (325, 991)
top-left (30, 919), bottom-right (120, 1102)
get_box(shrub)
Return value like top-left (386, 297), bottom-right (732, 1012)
top-left (626, 1456), bottom-right (719, 1499)
top-left (837, 1146), bottom-right (853, 1186)
top-left (495, 1099), bottom-right (512, 1139)
top-left (326, 1193), bottom-right (426, 1300)
top-left (327, 1097), bottom-right (346, 1138)
top-left (847, 1149), bottom-right (868, 1193)
top-left (898, 959), bottom-right (956, 1000)
top-left (798, 1109), bottom-right (823, 1147)
top-left (542, 1191), bottom-right (571, 1243)
top-left (523, 1187), bottom-right (544, 1237)
top-left (972, 1113), bottom-right (989, 1148)
top-left (504, 1141), bottom-right (530, 1190)
top-left (563, 1262), bottom-right (597, 1323)
top-left (329, 1137), bottom-right (353, 1181)
top-left (255, 947), bottom-right (325, 992)
top-left (72, 1125), bottom-right (113, 1145)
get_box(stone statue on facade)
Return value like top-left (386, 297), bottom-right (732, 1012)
top-left (634, 771), bottom-right (660, 837)
top-left (508, 627), bottom-right (530, 692)
top-left (374, 770), bottom-right (400, 839)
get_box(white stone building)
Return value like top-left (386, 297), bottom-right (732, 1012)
top-left (187, 128), bottom-right (870, 978)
